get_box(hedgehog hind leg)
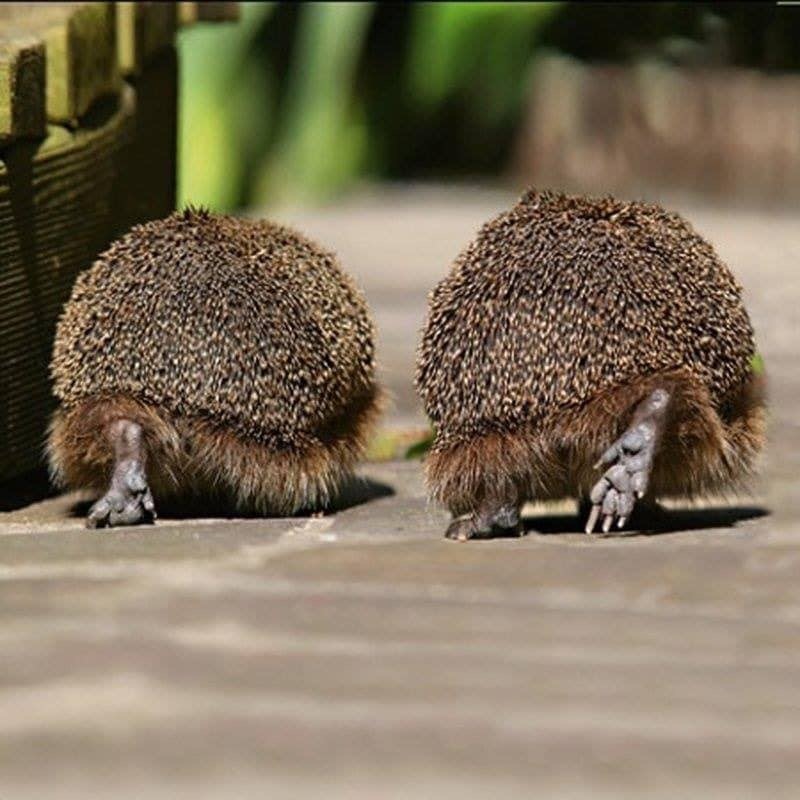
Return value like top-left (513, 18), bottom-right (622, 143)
top-left (445, 502), bottom-right (523, 542)
top-left (585, 387), bottom-right (672, 534)
top-left (87, 419), bottom-right (156, 529)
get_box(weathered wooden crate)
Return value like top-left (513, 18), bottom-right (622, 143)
top-left (0, 2), bottom-right (237, 484)
top-left (515, 53), bottom-right (800, 206)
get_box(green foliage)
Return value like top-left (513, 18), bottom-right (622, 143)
top-left (177, 2), bottom-right (274, 210)
top-left (177, 2), bottom-right (559, 211)
top-left (177, 1), bottom-right (800, 211)
top-left (253, 2), bottom-right (374, 207)
top-left (408, 3), bottom-right (558, 126)
top-left (405, 430), bottom-right (435, 460)
top-left (750, 352), bottom-right (765, 376)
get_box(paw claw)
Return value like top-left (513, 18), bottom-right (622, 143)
top-left (86, 504), bottom-right (109, 529)
top-left (86, 483), bottom-right (156, 530)
top-left (585, 505), bottom-right (601, 534)
top-left (446, 506), bottom-right (522, 541)
top-left (631, 471), bottom-right (648, 496)
top-left (584, 388), bottom-right (668, 535)
top-left (446, 517), bottom-right (477, 541)
top-left (590, 478), bottom-right (609, 504)
top-left (601, 488), bottom-right (618, 516)
top-left (142, 490), bottom-right (156, 514)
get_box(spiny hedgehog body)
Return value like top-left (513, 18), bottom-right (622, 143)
top-left (49, 209), bottom-right (382, 527)
top-left (416, 189), bottom-right (765, 539)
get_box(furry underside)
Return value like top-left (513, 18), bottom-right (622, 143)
top-left (48, 387), bottom-right (384, 516)
top-left (426, 369), bottom-right (766, 517)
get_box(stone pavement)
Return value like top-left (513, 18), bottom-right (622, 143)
top-left (1, 185), bottom-right (799, 799)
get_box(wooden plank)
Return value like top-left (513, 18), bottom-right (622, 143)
top-left (0, 85), bottom-right (136, 480)
top-left (116, 1), bottom-right (177, 76)
top-left (113, 46), bottom-right (177, 233)
top-left (44, 3), bottom-right (120, 123)
top-left (0, 33), bottom-right (46, 142)
top-left (178, 2), bottom-right (239, 26)
top-left (0, 3), bottom-right (119, 125)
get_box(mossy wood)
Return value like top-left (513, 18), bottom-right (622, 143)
top-left (178, 3), bottom-right (240, 26)
top-left (0, 34), bottom-right (46, 142)
top-left (116, 2), bottom-right (177, 77)
top-left (0, 3), bottom-right (119, 124)
top-left (0, 2), bottom-right (237, 483)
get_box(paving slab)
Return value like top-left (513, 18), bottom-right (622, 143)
top-left (1, 184), bottom-right (799, 799)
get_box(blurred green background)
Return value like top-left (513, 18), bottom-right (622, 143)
top-left (177, 1), bottom-right (800, 212)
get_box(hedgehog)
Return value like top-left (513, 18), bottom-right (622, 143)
top-left (415, 189), bottom-right (766, 540)
top-left (48, 208), bottom-right (382, 528)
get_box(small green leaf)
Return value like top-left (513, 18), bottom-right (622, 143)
top-left (405, 432), bottom-right (435, 460)
top-left (750, 352), bottom-right (765, 376)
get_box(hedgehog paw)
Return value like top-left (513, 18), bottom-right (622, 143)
top-left (87, 459), bottom-right (156, 529)
top-left (585, 387), bottom-right (671, 534)
top-left (445, 516), bottom-right (484, 541)
top-left (445, 504), bottom-right (522, 542)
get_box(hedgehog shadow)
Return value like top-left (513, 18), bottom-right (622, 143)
top-left (0, 467), bottom-right (58, 512)
top-left (68, 476), bottom-right (394, 522)
top-left (524, 504), bottom-right (769, 537)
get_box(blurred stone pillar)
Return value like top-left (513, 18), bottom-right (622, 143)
top-left (514, 53), bottom-right (800, 207)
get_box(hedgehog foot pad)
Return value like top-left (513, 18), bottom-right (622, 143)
top-left (87, 420), bottom-right (156, 529)
top-left (585, 387), bottom-right (671, 534)
top-left (446, 504), bottom-right (522, 542)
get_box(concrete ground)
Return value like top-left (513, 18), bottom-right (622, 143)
top-left (1, 184), bottom-right (799, 799)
